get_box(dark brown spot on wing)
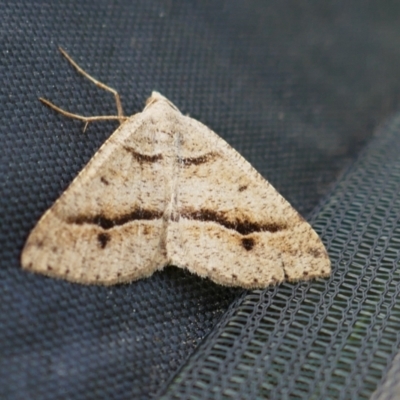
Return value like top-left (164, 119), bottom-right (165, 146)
top-left (47, 265), bottom-right (52, 271)
top-left (181, 208), bottom-right (286, 236)
top-left (100, 176), bottom-right (109, 185)
top-left (124, 146), bottom-right (163, 163)
top-left (238, 185), bottom-right (248, 192)
top-left (308, 248), bottom-right (323, 258)
top-left (97, 233), bottom-right (111, 249)
top-left (68, 208), bottom-right (163, 230)
top-left (241, 238), bottom-right (255, 251)
top-left (178, 152), bottom-right (219, 166)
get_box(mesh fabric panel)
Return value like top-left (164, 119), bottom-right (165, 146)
top-left (160, 115), bottom-right (400, 399)
top-left (372, 352), bottom-right (400, 400)
top-left (2, 1), bottom-right (400, 399)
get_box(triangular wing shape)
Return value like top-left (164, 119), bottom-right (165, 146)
top-left (21, 97), bottom-right (181, 284)
top-left (165, 98), bottom-right (331, 288)
top-left (21, 92), bottom-right (330, 288)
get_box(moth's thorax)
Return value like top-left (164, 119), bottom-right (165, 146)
top-left (144, 91), bottom-right (179, 112)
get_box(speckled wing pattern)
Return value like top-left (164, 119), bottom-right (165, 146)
top-left (21, 92), bottom-right (331, 288)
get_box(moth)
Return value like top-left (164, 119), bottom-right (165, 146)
top-left (21, 48), bottom-right (331, 288)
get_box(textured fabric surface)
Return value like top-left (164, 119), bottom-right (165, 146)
top-left (160, 114), bottom-right (400, 399)
top-left (2, 1), bottom-right (400, 399)
top-left (372, 352), bottom-right (400, 400)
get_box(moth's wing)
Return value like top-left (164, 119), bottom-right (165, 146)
top-left (21, 109), bottom-right (173, 285)
top-left (169, 115), bottom-right (331, 289)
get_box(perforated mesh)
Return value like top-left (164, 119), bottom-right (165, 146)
top-left (160, 115), bottom-right (400, 399)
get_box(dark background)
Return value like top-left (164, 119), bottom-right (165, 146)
top-left (1, 1), bottom-right (400, 399)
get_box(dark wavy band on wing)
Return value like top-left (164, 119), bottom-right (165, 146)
top-left (178, 152), bottom-right (219, 166)
top-left (67, 208), bottom-right (164, 230)
top-left (68, 207), bottom-right (286, 236)
top-left (181, 208), bottom-right (287, 235)
top-left (123, 146), bottom-right (163, 163)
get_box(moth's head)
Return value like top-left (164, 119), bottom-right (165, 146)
top-left (144, 91), bottom-right (179, 111)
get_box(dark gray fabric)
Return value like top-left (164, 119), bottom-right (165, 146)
top-left (2, 1), bottom-right (400, 399)
top-left (160, 114), bottom-right (400, 399)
